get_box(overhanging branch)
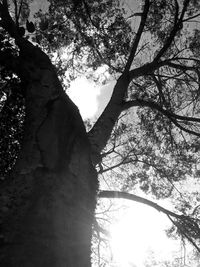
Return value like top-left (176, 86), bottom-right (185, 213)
top-left (99, 190), bottom-right (200, 252)
top-left (99, 190), bottom-right (179, 218)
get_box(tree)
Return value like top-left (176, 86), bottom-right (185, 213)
top-left (0, 1), bottom-right (97, 266)
top-left (0, 0), bottom-right (200, 266)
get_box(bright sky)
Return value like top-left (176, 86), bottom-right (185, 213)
top-left (67, 66), bottom-right (114, 120)
top-left (109, 201), bottom-right (180, 267)
top-left (67, 77), bottom-right (101, 120)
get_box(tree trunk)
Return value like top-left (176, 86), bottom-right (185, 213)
top-left (0, 43), bottom-right (98, 267)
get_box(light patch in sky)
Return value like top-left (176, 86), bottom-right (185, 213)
top-left (110, 202), bottom-right (179, 267)
top-left (67, 77), bottom-right (100, 120)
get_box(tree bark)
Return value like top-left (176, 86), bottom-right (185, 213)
top-left (0, 39), bottom-right (98, 267)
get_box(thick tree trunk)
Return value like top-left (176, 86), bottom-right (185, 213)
top-left (0, 42), bottom-right (98, 266)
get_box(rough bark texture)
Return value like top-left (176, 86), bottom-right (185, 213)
top-left (0, 40), bottom-right (98, 266)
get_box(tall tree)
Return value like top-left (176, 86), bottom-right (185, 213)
top-left (0, 1), bottom-right (98, 266)
top-left (0, 0), bottom-right (200, 266)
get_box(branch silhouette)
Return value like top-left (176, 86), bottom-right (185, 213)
top-left (99, 190), bottom-right (200, 252)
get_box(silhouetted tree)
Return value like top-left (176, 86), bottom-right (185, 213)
top-left (1, 0), bottom-right (200, 266)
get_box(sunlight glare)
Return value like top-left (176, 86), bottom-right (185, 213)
top-left (110, 203), bottom-right (178, 267)
top-left (67, 77), bottom-right (100, 119)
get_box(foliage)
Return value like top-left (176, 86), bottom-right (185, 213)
top-left (0, 28), bottom-right (25, 179)
top-left (0, 81), bottom-right (25, 179)
top-left (31, 0), bottom-right (133, 85)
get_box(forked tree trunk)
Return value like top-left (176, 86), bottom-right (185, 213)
top-left (0, 42), bottom-right (98, 266)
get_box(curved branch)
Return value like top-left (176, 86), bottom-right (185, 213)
top-left (99, 190), bottom-right (200, 253)
top-left (99, 190), bottom-right (181, 218)
top-left (123, 99), bottom-right (200, 123)
top-left (122, 99), bottom-right (200, 137)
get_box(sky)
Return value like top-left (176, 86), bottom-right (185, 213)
top-left (67, 75), bottom-right (115, 120)
top-left (109, 201), bottom-right (180, 267)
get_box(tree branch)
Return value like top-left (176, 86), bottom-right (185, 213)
top-left (183, 12), bottom-right (200, 22)
top-left (99, 190), bottom-right (181, 218)
top-left (128, 60), bottom-right (169, 81)
top-left (122, 98), bottom-right (200, 137)
top-left (88, 60), bottom-right (169, 163)
top-left (99, 190), bottom-right (200, 252)
top-left (154, 0), bottom-right (190, 62)
top-left (88, 73), bottom-right (130, 163)
top-left (166, 61), bottom-right (197, 72)
top-left (0, 1), bottom-right (53, 74)
top-left (123, 99), bottom-right (200, 123)
top-left (124, 0), bottom-right (150, 72)
top-left (151, 73), bottom-right (168, 107)
top-left (99, 157), bottom-right (136, 174)
top-left (0, 0), bottom-right (21, 39)
top-left (85, 0), bottom-right (192, 163)
top-left (167, 215), bottom-right (200, 253)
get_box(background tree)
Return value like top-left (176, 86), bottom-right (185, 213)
top-left (0, 0), bottom-right (200, 266)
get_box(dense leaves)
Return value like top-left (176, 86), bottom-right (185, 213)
top-left (0, 83), bottom-right (25, 179)
top-left (0, 27), bottom-right (25, 179)
top-left (32, 0), bottom-right (132, 84)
